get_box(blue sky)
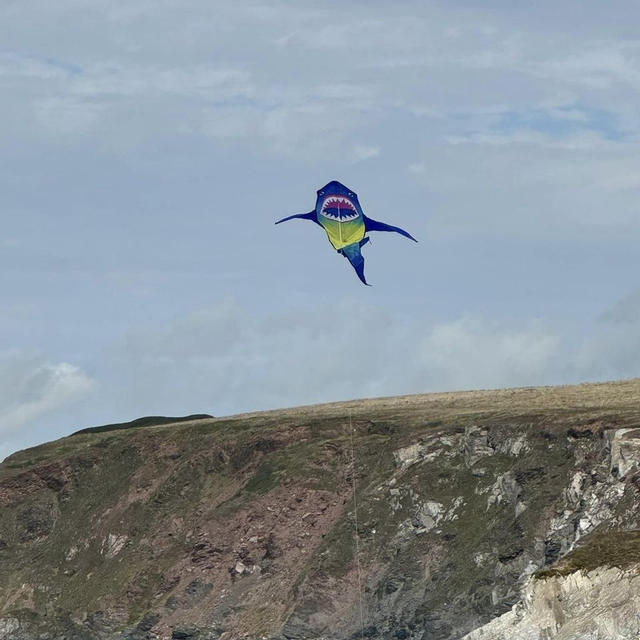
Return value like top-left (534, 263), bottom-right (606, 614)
top-left (2, 0), bottom-right (640, 459)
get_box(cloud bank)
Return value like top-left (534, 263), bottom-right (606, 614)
top-left (102, 299), bottom-right (632, 419)
top-left (0, 353), bottom-right (96, 460)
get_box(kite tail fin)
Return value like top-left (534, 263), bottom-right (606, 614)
top-left (340, 242), bottom-right (371, 286)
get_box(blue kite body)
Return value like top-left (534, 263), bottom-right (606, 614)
top-left (275, 180), bottom-right (417, 285)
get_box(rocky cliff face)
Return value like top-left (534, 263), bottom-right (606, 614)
top-left (2, 381), bottom-right (640, 640)
top-left (463, 563), bottom-right (640, 640)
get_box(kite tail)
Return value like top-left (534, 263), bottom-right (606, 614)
top-left (339, 241), bottom-right (370, 286)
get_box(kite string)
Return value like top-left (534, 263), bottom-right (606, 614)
top-left (349, 408), bottom-right (365, 640)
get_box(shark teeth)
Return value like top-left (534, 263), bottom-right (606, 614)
top-left (320, 196), bottom-right (359, 222)
top-left (325, 197), bottom-right (351, 206)
top-left (323, 212), bottom-right (358, 221)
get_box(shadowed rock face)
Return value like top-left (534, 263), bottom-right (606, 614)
top-left (2, 381), bottom-right (640, 640)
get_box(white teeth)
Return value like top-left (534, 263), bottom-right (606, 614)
top-left (321, 211), bottom-right (358, 221)
top-left (322, 197), bottom-right (353, 210)
top-left (320, 195), bottom-right (358, 221)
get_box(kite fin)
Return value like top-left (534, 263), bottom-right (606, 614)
top-left (275, 210), bottom-right (317, 225)
top-left (340, 242), bottom-right (371, 286)
top-left (363, 215), bottom-right (417, 242)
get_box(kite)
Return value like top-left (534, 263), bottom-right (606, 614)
top-left (275, 180), bottom-right (417, 285)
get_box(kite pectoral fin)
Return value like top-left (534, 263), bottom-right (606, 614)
top-left (363, 215), bottom-right (417, 242)
top-left (340, 243), bottom-right (371, 286)
top-left (275, 210), bottom-right (317, 225)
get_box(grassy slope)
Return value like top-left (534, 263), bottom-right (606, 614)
top-left (5, 378), bottom-right (640, 480)
top-left (2, 379), bottom-right (640, 639)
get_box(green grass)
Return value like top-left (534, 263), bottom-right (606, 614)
top-left (5, 378), bottom-right (640, 637)
top-left (535, 530), bottom-right (640, 578)
top-left (71, 414), bottom-right (214, 436)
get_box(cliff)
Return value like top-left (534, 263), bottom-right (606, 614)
top-left (2, 380), bottom-right (640, 640)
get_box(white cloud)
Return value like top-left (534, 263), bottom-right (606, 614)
top-left (408, 163), bottom-right (426, 174)
top-left (599, 290), bottom-right (640, 324)
top-left (532, 42), bottom-right (640, 89)
top-left (4, 0), bottom-right (640, 457)
top-left (408, 133), bottom-right (640, 236)
top-left (573, 291), bottom-right (640, 381)
top-left (105, 302), bottom-right (565, 417)
top-left (4, 1), bottom-right (640, 157)
top-left (102, 298), bottom-right (640, 422)
top-left (415, 317), bottom-right (561, 390)
top-left (68, 65), bottom-right (252, 99)
top-left (36, 96), bottom-right (104, 135)
top-left (352, 145), bottom-right (380, 161)
top-left (5, 294), bottom-right (640, 460)
top-left (0, 353), bottom-right (96, 441)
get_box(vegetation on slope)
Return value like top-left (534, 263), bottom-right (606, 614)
top-left (2, 380), bottom-right (640, 639)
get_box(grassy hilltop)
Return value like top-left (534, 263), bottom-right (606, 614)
top-left (2, 380), bottom-right (640, 640)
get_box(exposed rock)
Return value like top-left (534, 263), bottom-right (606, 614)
top-left (496, 434), bottom-right (529, 457)
top-left (608, 428), bottom-right (640, 478)
top-left (136, 612), bottom-right (160, 632)
top-left (102, 533), bottom-right (128, 558)
top-left (462, 566), bottom-right (640, 640)
top-left (413, 500), bottom-right (444, 533)
top-left (463, 426), bottom-right (494, 467)
top-left (184, 580), bottom-right (213, 605)
top-left (565, 471), bottom-right (587, 507)
top-left (172, 628), bottom-right (200, 639)
top-left (486, 472), bottom-right (520, 510)
top-left (2, 380), bottom-right (640, 640)
top-left (65, 544), bottom-right (80, 561)
top-left (0, 619), bottom-right (20, 636)
top-left (393, 442), bottom-right (436, 470)
top-left (16, 501), bottom-right (56, 541)
top-left (166, 581), bottom-right (213, 612)
top-left (234, 560), bottom-right (249, 575)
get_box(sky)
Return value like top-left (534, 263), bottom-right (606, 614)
top-left (2, 0), bottom-right (640, 460)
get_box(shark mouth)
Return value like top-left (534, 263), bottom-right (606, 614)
top-left (320, 196), bottom-right (359, 222)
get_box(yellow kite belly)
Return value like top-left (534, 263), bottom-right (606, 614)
top-left (322, 218), bottom-right (365, 250)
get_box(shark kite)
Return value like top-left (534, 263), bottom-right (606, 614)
top-left (275, 180), bottom-right (417, 285)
